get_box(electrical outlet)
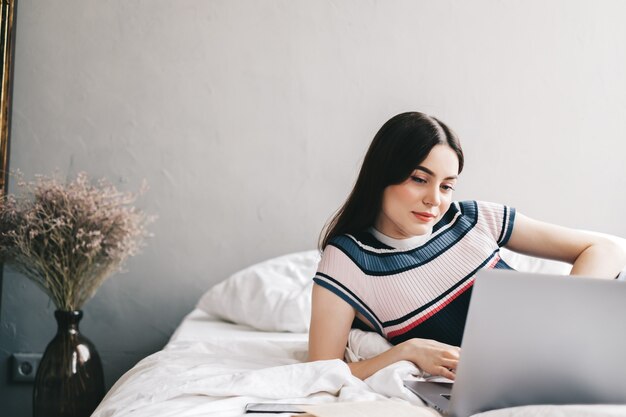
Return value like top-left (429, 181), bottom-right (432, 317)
top-left (12, 353), bottom-right (43, 383)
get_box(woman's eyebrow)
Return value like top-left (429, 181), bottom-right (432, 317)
top-left (415, 166), bottom-right (458, 180)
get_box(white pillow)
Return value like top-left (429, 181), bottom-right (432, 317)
top-left (196, 250), bottom-right (320, 333)
top-left (499, 247), bottom-right (572, 275)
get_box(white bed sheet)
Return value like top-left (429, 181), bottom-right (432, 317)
top-left (93, 309), bottom-right (626, 417)
top-left (168, 308), bottom-right (308, 345)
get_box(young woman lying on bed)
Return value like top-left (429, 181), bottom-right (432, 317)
top-left (308, 111), bottom-right (626, 381)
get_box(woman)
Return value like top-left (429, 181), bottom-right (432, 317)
top-left (308, 112), bottom-right (626, 381)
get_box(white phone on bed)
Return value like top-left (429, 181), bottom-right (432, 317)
top-left (245, 402), bottom-right (306, 414)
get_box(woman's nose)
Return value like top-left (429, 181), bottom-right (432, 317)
top-left (423, 186), bottom-right (441, 206)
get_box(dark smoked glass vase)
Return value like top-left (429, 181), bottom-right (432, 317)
top-left (33, 310), bottom-right (105, 417)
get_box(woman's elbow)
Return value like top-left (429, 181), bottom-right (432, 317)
top-left (591, 238), bottom-right (626, 277)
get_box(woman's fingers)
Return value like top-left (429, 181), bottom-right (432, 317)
top-left (439, 357), bottom-right (458, 370)
top-left (402, 338), bottom-right (461, 380)
top-left (437, 366), bottom-right (456, 381)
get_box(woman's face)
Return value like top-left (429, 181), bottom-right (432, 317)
top-left (375, 145), bottom-right (460, 239)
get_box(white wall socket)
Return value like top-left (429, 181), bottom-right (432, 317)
top-left (12, 353), bottom-right (43, 383)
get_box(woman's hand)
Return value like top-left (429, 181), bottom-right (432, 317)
top-left (399, 338), bottom-right (460, 380)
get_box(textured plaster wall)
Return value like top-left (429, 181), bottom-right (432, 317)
top-left (1, 1), bottom-right (625, 416)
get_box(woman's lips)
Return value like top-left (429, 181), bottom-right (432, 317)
top-left (412, 212), bottom-right (435, 222)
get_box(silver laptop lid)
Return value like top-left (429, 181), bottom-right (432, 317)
top-left (449, 269), bottom-right (626, 417)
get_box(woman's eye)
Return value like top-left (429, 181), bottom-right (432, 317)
top-left (410, 176), bottom-right (426, 184)
top-left (441, 185), bottom-right (455, 192)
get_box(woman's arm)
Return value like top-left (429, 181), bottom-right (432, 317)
top-left (308, 284), bottom-right (460, 380)
top-left (505, 213), bottom-right (626, 279)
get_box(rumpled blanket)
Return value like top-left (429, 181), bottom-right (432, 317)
top-left (93, 329), bottom-right (626, 417)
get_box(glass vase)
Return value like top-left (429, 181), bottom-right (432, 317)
top-left (33, 310), bottom-right (105, 417)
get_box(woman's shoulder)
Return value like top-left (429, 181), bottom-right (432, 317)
top-left (317, 235), bottom-right (364, 275)
top-left (451, 200), bottom-right (516, 246)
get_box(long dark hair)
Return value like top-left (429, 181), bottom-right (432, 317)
top-left (319, 112), bottom-right (464, 250)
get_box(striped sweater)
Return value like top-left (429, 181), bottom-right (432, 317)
top-left (313, 200), bottom-right (516, 347)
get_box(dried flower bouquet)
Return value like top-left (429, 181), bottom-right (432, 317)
top-left (0, 172), bottom-right (154, 311)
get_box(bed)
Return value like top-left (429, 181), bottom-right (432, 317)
top-left (92, 233), bottom-right (626, 417)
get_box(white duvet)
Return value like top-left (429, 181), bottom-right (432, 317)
top-left (92, 323), bottom-right (626, 417)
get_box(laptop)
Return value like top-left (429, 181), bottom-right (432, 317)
top-left (403, 269), bottom-right (626, 417)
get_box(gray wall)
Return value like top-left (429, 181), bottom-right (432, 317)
top-left (2, 1), bottom-right (625, 415)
